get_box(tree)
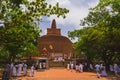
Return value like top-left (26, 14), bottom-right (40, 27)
top-left (69, 27), bottom-right (103, 62)
top-left (68, 0), bottom-right (120, 68)
top-left (0, 0), bottom-right (69, 62)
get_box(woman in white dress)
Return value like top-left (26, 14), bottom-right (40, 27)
top-left (75, 65), bottom-right (79, 72)
top-left (12, 65), bottom-right (17, 76)
top-left (17, 63), bottom-right (23, 76)
top-left (109, 64), bottom-right (114, 72)
top-left (89, 63), bottom-right (93, 71)
top-left (114, 64), bottom-right (119, 76)
top-left (30, 65), bottom-right (34, 77)
top-left (101, 64), bottom-right (107, 77)
top-left (23, 64), bottom-right (27, 76)
top-left (79, 63), bottom-right (83, 72)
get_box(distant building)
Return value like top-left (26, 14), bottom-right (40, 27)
top-left (37, 19), bottom-right (73, 59)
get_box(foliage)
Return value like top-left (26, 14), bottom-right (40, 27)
top-left (68, 0), bottom-right (120, 65)
top-left (0, 0), bottom-right (69, 62)
top-left (0, 46), bottom-right (9, 62)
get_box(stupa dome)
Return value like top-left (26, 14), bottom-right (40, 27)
top-left (37, 19), bottom-right (73, 59)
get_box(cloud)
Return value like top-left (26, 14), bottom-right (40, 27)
top-left (46, 0), bottom-right (99, 29)
top-left (40, 0), bottom-right (99, 42)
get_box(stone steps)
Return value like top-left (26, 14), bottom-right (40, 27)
top-left (49, 60), bottom-right (69, 68)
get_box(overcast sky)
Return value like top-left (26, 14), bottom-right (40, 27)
top-left (40, 0), bottom-right (99, 41)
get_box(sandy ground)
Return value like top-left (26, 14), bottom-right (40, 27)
top-left (15, 68), bottom-right (110, 80)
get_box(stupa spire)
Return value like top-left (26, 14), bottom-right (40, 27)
top-left (47, 19), bottom-right (61, 35)
top-left (51, 19), bottom-right (56, 29)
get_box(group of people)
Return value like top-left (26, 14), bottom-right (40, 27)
top-left (95, 63), bottom-right (107, 78)
top-left (109, 63), bottom-right (120, 76)
top-left (53, 57), bottom-right (65, 62)
top-left (2, 61), bottom-right (120, 80)
top-left (67, 62), bottom-right (89, 72)
top-left (95, 63), bottom-right (120, 78)
top-left (35, 61), bottom-right (47, 70)
top-left (67, 62), bottom-right (107, 78)
top-left (67, 62), bottom-right (120, 78)
top-left (2, 62), bottom-right (35, 80)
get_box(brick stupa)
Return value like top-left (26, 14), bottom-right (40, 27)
top-left (37, 19), bottom-right (73, 59)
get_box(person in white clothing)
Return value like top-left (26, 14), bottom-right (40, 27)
top-left (70, 63), bottom-right (74, 72)
top-left (79, 63), bottom-right (83, 72)
top-left (75, 65), bottom-right (79, 72)
top-left (114, 64), bottom-right (119, 76)
top-left (39, 63), bottom-right (42, 69)
top-left (17, 63), bottom-right (23, 76)
top-left (12, 65), bottom-right (17, 76)
top-left (109, 64), bottom-right (114, 72)
top-left (95, 63), bottom-right (101, 78)
top-left (67, 63), bottom-right (70, 70)
top-left (89, 63), bottom-right (94, 71)
top-left (101, 64), bottom-right (107, 77)
top-left (23, 64), bottom-right (27, 76)
top-left (30, 65), bottom-right (34, 77)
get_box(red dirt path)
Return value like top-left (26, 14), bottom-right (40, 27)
top-left (15, 68), bottom-right (109, 80)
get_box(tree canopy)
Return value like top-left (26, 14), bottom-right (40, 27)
top-left (68, 0), bottom-right (120, 66)
top-left (0, 0), bottom-right (69, 62)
